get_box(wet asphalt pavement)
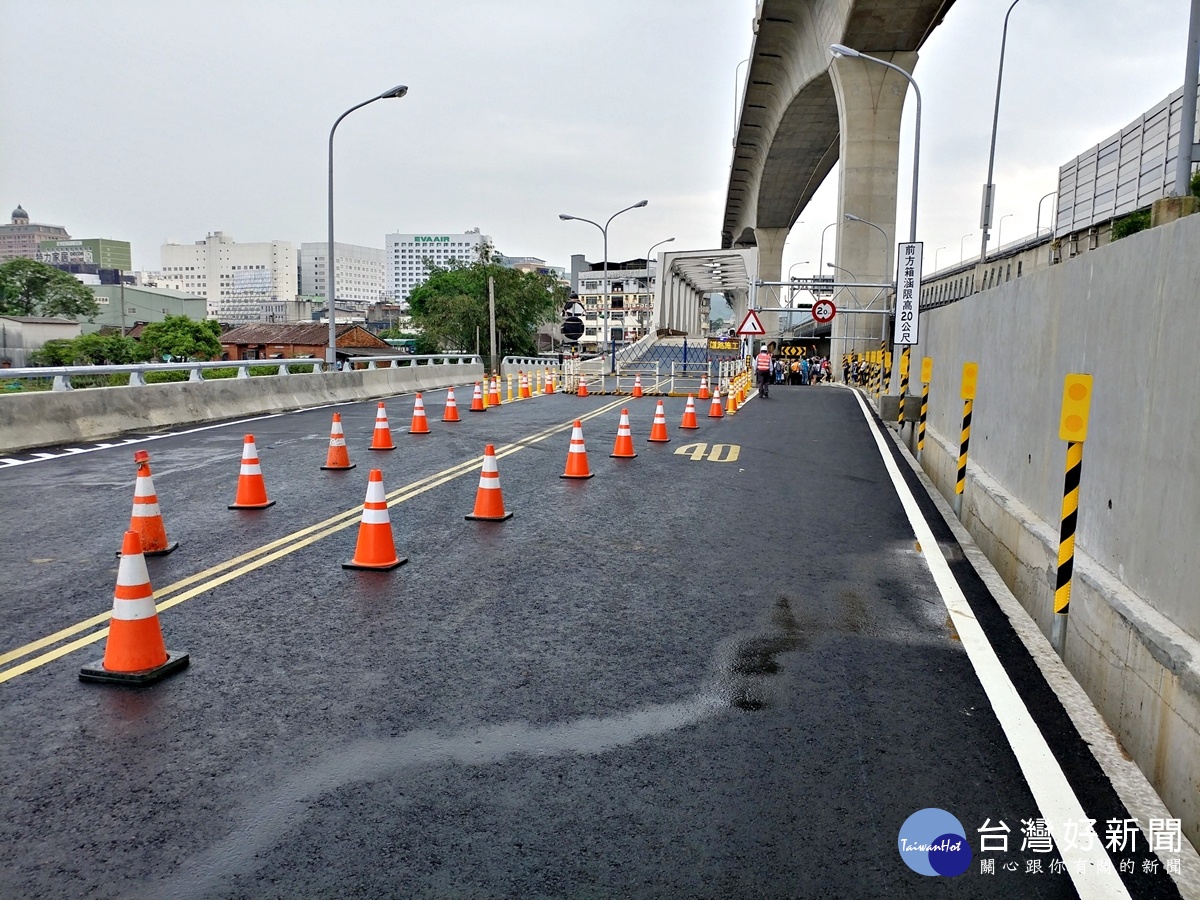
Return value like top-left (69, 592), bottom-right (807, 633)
top-left (0, 384), bottom-right (1184, 898)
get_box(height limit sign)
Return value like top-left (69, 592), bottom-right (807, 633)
top-left (893, 242), bottom-right (922, 346)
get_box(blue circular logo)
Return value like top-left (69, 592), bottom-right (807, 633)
top-left (897, 808), bottom-right (972, 877)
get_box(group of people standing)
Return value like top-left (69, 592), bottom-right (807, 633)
top-left (756, 350), bottom-right (833, 386)
top-left (842, 355), bottom-right (881, 387)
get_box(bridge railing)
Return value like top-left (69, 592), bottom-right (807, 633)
top-left (0, 354), bottom-right (480, 393)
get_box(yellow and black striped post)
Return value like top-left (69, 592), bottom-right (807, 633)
top-left (917, 356), bottom-right (932, 462)
top-left (953, 362), bottom-right (978, 519)
top-left (1052, 374), bottom-right (1094, 656)
top-left (898, 347), bottom-right (911, 428)
top-left (883, 350), bottom-right (892, 395)
top-left (876, 339), bottom-right (886, 396)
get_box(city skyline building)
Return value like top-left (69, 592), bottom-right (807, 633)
top-left (1, 205), bottom-right (71, 263)
top-left (385, 227), bottom-right (491, 303)
top-left (160, 231), bottom-right (297, 321)
top-left (299, 242), bottom-right (385, 307)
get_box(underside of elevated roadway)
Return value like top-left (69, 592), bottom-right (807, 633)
top-left (718, 0), bottom-right (955, 349)
top-left (722, 0), bottom-right (955, 249)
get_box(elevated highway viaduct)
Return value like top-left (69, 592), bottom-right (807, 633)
top-left (720, 0), bottom-right (954, 350)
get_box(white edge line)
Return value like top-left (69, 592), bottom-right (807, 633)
top-left (852, 390), bottom-right (1130, 898)
top-left (896, 414), bottom-right (1200, 897)
top-left (0, 412), bottom-right (287, 468)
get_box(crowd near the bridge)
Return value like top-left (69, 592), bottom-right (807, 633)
top-left (755, 351), bottom-right (880, 387)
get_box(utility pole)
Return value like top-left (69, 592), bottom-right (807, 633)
top-left (488, 275), bottom-right (498, 372)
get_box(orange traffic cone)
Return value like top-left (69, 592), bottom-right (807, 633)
top-left (578, 379), bottom-right (589, 398)
top-left (632, 374), bottom-right (644, 398)
top-left (321, 413), bottom-right (356, 470)
top-left (229, 434), bottom-right (276, 508)
top-left (465, 444), bottom-right (513, 521)
top-left (409, 393), bottom-right (431, 434)
top-left (708, 389), bottom-right (724, 419)
top-left (648, 399), bottom-right (670, 442)
top-left (698, 375), bottom-right (711, 400)
top-left (369, 402), bottom-right (395, 451)
top-left (343, 469), bottom-right (407, 570)
top-left (470, 382), bottom-right (486, 412)
top-left (610, 408), bottom-right (638, 458)
top-left (560, 419), bottom-right (594, 479)
top-left (680, 395), bottom-right (700, 429)
top-left (519, 371), bottom-right (530, 399)
top-left (126, 449), bottom-right (177, 555)
top-left (80, 530), bottom-right (189, 685)
top-left (443, 386), bottom-right (461, 422)
top-left (546, 370), bottom-right (556, 394)
top-left (489, 375), bottom-right (502, 407)
top-left (727, 388), bottom-right (739, 415)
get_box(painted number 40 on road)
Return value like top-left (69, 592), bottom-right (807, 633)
top-left (675, 443), bottom-right (740, 462)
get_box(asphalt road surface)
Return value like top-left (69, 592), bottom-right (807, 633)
top-left (0, 383), bottom-right (1188, 898)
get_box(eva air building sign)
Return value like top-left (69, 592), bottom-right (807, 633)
top-left (414, 236), bottom-right (450, 243)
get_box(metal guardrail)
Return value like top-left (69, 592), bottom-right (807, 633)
top-left (0, 354), bottom-right (481, 392)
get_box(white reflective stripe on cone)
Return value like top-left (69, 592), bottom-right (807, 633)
top-left (134, 477), bottom-right (156, 498)
top-left (131, 503), bottom-right (162, 518)
top-left (240, 463), bottom-right (263, 475)
top-left (361, 507), bottom-right (391, 525)
top-left (112, 595), bottom-right (158, 620)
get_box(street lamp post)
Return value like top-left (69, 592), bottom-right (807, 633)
top-left (996, 213), bottom-right (1013, 249)
top-left (559, 201), bottom-right (648, 370)
top-left (843, 213), bottom-right (892, 280)
top-left (960, 232), bottom-right (975, 264)
top-left (1035, 191), bottom-right (1057, 236)
top-left (830, 45), bottom-right (921, 244)
top-left (785, 261), bottom-right (811, 333)
top-left (327, 84), bottom-right (408, 369)
top-left (733, 58), bottom-right (750, 143)
top-left (817, 221), bottom-right (838, 274)
top-left (644, 237), bottom-right (675, 339)
top-left (934, 246), bottom-right (947, 270)
top-left (979, 0), bottom-right (1024, 263)
top-left (831, 44), bottom-right (922, 401)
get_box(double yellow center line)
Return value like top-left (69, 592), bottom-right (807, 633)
top-left (0, 399), bottom-right (627, 685)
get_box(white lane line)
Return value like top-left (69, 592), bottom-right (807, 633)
top-left (852, 390), bottom-right (1129, 898)
top-left (0, 413), bottom-right (287, 469)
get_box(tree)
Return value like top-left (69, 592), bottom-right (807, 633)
top-left (407, 248), bottom-right (567, 368)
top-left (28, 332), bottom-right (144, 366)
top-left (138, 315), bottom-right (222, 361)
top-left (0, 258), bottom-right (100, 319)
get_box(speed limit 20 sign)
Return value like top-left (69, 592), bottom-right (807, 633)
top-left (811, 298), bottom-right (837, 324)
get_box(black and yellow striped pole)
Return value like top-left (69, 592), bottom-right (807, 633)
top-left (898, 347), bottom-right (911, 429)
top-left (876, 339), bottom-right (886, 396)
top-left (916, 356), bottom-right (932, 463)
top-left (1052, 373), bottom-right (1094, 657)
top-left (953, 362), bottom-right (978, 519)
top-left (883, 350), bottom-right (892, 395)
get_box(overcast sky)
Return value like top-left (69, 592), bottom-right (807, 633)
top-left (2, 1), bottom-right (1194, 281)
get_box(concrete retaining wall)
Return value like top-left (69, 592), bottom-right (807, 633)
top-left (905, 212), bottom-right (1200, 844)
top-left (0, 361), bottom-right (484, 453)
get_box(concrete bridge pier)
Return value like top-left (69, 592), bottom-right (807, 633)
top-left (752, 226), bottom-right (789, 344)
top-left (830, 51), bottom-right (917, 377)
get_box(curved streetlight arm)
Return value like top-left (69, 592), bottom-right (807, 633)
top-left (560, 202), bottom-right (647, 366)
top-left (818, 221), bottom-right (837, 272)
top-left (1035, 190), bottom-right (1057, 235)
top-left (844, 214), bottom-right (892, 280)
top-left (830, 46), bottom-right (921, 243)
top-left (981, 0), bottom-right (1023, 262)
top-left (328, 85), bottom-right (408, 366)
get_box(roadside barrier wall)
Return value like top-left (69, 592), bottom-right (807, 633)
top-left (907, 212), bottom-right (1200, 845)
top-left (0, 360), bottom-right (484, 453)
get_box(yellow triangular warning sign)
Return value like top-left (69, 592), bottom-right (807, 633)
top-left (736, 310), bottom-right (766, 335)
